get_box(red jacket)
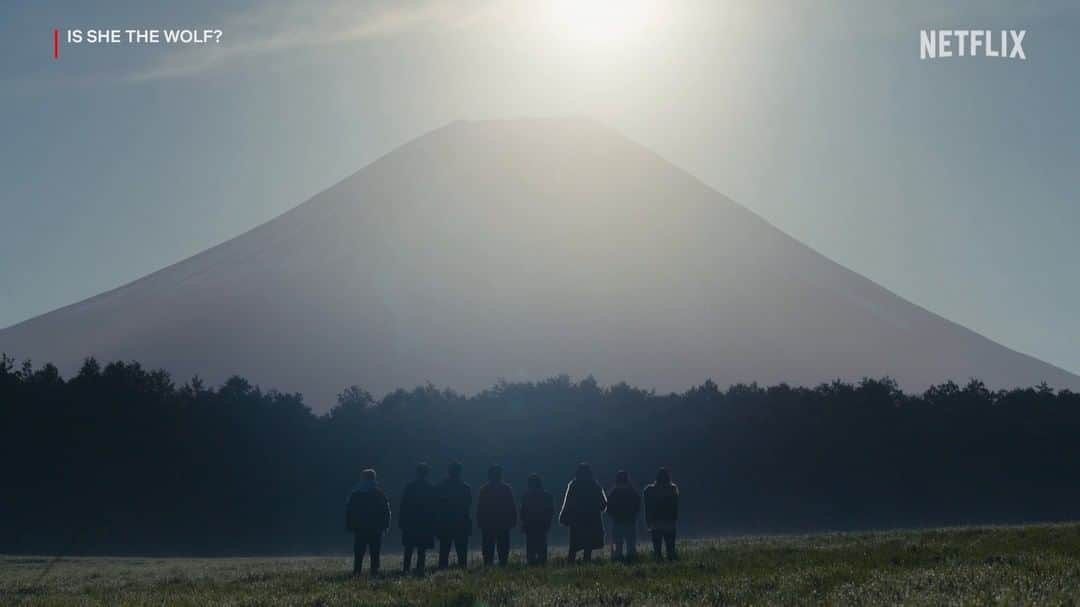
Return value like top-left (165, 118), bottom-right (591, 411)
top-left (476, 481), bottom-right (517, 531)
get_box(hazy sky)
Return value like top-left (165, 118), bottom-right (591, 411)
top-left (1, 0), bottom-right (1077, 375)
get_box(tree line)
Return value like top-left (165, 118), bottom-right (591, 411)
top-left (1, 353), bottom-right (1079, 556)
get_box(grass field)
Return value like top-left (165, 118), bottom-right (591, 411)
top-left (4, 523), bottom-right (1080, 606)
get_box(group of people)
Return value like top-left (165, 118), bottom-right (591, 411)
top-left (345, 462), bottom-right (680, 576)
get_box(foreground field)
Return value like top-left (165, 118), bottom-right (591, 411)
top-left (3, 523), bottom-right (1080, 606)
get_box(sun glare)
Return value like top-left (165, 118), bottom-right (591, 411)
top-left (549, 0), bottom-right (659, 48)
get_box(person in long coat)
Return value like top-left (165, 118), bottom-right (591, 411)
top-left (559, 462), bottom-right (607, 562)
top-left (399, 462), bottom-right (438, 574)
top-left (436, 461), bottom-right (472, 569)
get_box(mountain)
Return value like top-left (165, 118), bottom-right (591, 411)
top-left (2, 118), bottom-right (1077, 409)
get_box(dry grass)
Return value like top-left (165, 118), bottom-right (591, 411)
top-left (4, 523), bottom-right (1080, 605)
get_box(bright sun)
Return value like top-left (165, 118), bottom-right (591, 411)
top-left (549, 0), bottom-right (658, 48)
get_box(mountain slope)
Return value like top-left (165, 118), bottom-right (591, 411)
top-left (2, 119), bottom-right (1076, 408)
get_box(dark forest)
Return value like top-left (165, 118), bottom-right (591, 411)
top-left (2, 354), bottom-right (1078, 556)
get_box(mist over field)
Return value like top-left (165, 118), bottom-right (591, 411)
top-left (6, 524), bottom-right (1080, 606)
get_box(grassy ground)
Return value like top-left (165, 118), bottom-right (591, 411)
top-left (4, 523), bottom-right (1080, 606)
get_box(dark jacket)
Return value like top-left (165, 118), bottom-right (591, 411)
top-left (519, 489), bottom-right (555, 534)
top-left (643, 481), bottom-right (679, 531)
top-left (399, 479), bottom-right (438, 548)
top-left (559, 479), bottom-right (607, 551)
top-left (346, 480), bottom-right (391, 535)
top-left (606, 484), bottom-right (641, 525)
top-left (437, 478), bottom-right (473, 538)
top-left (476, 481), bottom-right (517, 531)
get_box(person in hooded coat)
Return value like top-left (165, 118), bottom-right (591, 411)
top-left (519, 473), bottom-right (555, 565)
top-left (476, 465), bottom-right (517, 566)
top-left (436, 461), bottom-right (472, 569)
top-left (559, 462), bottom-right (607, 562)
top-left (345, 468), bottom-right (391, 576)
top-left (606, 470), bottom-right (642, 560)
top-left (399, 462), bottom-right (438, 574)
top-left (643, 467), bottom-right (680, 561)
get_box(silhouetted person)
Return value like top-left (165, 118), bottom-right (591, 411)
top-left (519, 473), bottom-right (555, 565)
top-left (345, 468), bottom-right (391, 576)
top-left (559, 462), bottom-right (607, 562)
top-left (643, 467), bottom-right (679, 561)
top-left (399, 462), bottom-right (437, 574)
top-left (476, 465), bottom-right (517, 566)
top-left (606, 470), bottom-right (641, 560)
top-left (436, 461), bottom-right (472, 569)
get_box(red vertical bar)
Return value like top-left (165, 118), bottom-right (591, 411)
top-left (53, 29), bottom-right (59, 59)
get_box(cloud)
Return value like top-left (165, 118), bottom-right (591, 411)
top-left (126, 0), bottom-right (487, 82)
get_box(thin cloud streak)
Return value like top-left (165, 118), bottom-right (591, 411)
top-left (126, 0), bottom-right (491, 82)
